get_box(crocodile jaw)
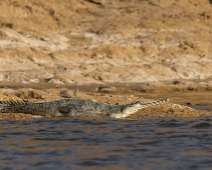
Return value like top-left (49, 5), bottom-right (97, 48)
top-left (110, 103), bottom-right (141, 119)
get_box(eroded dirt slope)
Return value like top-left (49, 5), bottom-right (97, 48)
top-left (0, 0), bottom-right (212, 86)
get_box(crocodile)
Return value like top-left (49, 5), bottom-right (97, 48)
top-left (0, 98), bottom-right (169, 118)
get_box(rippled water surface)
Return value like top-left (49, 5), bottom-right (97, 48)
top-left (1, 115), bottom-right (212, 170)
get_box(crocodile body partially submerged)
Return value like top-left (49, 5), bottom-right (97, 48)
top-left (0, 98), bottom-right (169, 118)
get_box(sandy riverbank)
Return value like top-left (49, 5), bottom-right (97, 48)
top-left (0, 87), bottom-right (211, 120)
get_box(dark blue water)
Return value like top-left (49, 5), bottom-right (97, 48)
top-left (1, 115), bottom-right (212, 170)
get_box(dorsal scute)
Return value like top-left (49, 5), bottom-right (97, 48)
top-left (0, 100), bottom-right (26, 105)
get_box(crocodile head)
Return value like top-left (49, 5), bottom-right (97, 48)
top-left (110, 101), bottom-right (142, 119)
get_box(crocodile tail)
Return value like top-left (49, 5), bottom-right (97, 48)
top-left (0, 100), bottom-right (26, 113)
top-left (0, 100), bottom-right (51, 115)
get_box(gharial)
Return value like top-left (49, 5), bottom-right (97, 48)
top-left (0, 98), bottom-right (169, 118)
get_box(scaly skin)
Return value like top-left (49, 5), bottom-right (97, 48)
top-left (0, 98), bottom-right (169, 118)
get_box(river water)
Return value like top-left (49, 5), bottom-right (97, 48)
top-left (0, 92), bottom-right (212, 170)
top-left (1, 117), bottom-right (212, 170)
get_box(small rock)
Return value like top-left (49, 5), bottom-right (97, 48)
top-left (139, 84), bottom-right (149, 92)
top-left (60, 90), bottom-right (77, 98)
top-left (140, 82), bottom-right (168, 92)
top-left (48, 78), bottom-right (64, 85)
top-left (197, 82), bottom-right (208, 91)
top-left (207, 81), bottom-right (212, 91)
top-left (29, 78), bottom-right (40, 83)
top-left (97, 86), bottom-right (117, 93)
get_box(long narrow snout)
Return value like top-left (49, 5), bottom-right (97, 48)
top-left (110, 98), bottom-right (169, 118)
